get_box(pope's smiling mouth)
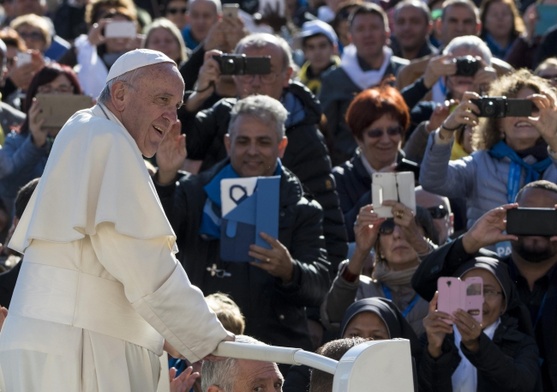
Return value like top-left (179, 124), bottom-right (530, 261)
top-left (153, 125), bottom-right (164, 136)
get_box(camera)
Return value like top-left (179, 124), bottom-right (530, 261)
top-left (470, 96), bottom-right (534, 118)
top-left (213, 54), bottom-right (271, 75)
top-left (453, 55), bottom-right (480, 76)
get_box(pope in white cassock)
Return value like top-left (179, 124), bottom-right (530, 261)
top-left (0, 49), bottom-right (232, 391)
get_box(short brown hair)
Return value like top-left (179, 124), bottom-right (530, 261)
top-left (345, 84), bottom-right (410, 141)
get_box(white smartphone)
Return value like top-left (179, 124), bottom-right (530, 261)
top-left (371, 172), bottom-right (416, 218)
top-left (105, 21), bottom-right (136, 38)
top-left (223, 3), bottom-right (239, 18)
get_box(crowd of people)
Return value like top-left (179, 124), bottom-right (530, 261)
top-left (0, 0), bottom-right (556, 390)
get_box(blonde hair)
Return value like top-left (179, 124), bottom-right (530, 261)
top-left (205, 292), bottom-right (245, 335)
top-left (473, 69), bottom-right (557, 150)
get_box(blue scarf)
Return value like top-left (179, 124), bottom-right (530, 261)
top-left (199, 162), bottom-right (283, 239)
top-left (489, 140), bottom-right (551, 202)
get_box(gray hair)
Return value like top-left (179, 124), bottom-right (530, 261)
top-left (443, 35), bottom-right (492, 65)
top-left (228, 95), bottom-right (288, 139)
top-left (201, 335), bottom-right (267, 392)
top-left (97, 67), bottom-right (144, 103)
top-left (234, 33), bottom-right (293, 72)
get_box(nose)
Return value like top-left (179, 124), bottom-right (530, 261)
top-left (392, 224), bottom-right (403, 239)
top-left (163, 109), bottom-right (178, 125)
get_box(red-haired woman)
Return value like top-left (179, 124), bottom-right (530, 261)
top-left (332, 84), bottom-right (419, 243)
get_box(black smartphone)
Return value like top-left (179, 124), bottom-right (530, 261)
top-left (213, 54), bottom-right (271, 75)
top-left (506, 207), bottom-right (557, 236)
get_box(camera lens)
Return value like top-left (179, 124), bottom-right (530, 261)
top-left (483, 100), bottom-right (497, 116)
top-left (221, 58), bottom-right (236, 74)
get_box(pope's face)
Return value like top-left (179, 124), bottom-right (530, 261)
top-left (118, 63), bottom-right (184, 158)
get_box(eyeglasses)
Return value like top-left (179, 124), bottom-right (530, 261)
top-left (167, 7), bottom-right (187, 14)
top-left (484, 289), bottom-right (503, 299)
top-left (427, 205), bottom-right (449, 219)
top-left (364, 125), bottom-right (403, 139)
top-left (239, 73), bottom-right (279, 84)
top-left (37, 84), bottom-right (74, 94)
top-left (18, 31), bottom-right (44, 41)
top-left (379, 218), bottom-right (395, 235)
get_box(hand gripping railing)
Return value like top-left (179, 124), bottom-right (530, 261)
top-left (213, 338), bottom-right (414, 391)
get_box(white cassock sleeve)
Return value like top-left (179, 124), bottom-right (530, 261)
top-left (90, 222), bottom-right (228, 362)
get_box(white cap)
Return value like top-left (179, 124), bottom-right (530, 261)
top-left (297, 19), bottom-right (338, 46)
top-left (106, 49), bottom-right (176, 83)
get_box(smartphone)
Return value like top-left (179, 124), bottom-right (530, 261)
top-left (223, 3), bottom-right (239, 18)
top-left (535, 4), bottom-right (557, 37)
top-left (371, 172), bottom-right (416, 218)
top-left (506, 207), bottom-right (557, 236)
top-left (437, 276), bottom-right (483, 324)
top-left (105, 20), bottom-right (136, 38)
top-left (35, 94), bottom-right (93, 128)
top-left (17, 52), bottom-right (32, 67)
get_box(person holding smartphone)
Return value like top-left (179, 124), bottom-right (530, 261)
top-left (321, 201), bottom-right (437, 337)
top-left (420, 68), bottom-right (557, 255)
top-left (419, 257), bottom-right (541, 392)
top-left (59, 1), bottom-right (141, 98)
top-left (0, 63), bottom-right (83, 221)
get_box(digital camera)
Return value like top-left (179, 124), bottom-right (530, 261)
top-left (213, 54), bottom-right (271, 75)
top-left (470, 96), bottom-right (534, 118)
top-left (453, 55), bottom-right (480, 76)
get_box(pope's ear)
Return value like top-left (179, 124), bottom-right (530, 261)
top-left (110, 81), bottom-right (128, 111)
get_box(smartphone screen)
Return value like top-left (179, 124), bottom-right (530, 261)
top-left (105, 21), bottom-right (136, 38)
top-left (506, 208), bottom-right (557, 236)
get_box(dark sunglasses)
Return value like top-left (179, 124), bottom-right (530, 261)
top-left (167, 7), bottom-right (187, 14)
top-left (427, 205), bottom-right (449, 219)
top-left (365, 125), bottom-right (403, 139)
top-left (379, 218), bottom-right (395, 235)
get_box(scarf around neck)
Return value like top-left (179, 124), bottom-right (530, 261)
top-left (340, 44), bottom-right (393, 90)
top-left (489, 140), bottom-right (551, 202)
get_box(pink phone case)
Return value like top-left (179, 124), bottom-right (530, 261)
top-left (437, 276), bottom-right (483, 324)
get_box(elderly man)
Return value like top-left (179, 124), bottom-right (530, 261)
top-left (412, 180), bottom-right (557, 391)
top-left (0, 49), bottom-right (232, 391)
top-left (155, 95), bottom-right (330, 355)
top-left (319, 2), bottom-right (409, 165)
top-left (396, 0), bottom-right (513, 92)
top-left (201, 335), bottom-right (284, 392)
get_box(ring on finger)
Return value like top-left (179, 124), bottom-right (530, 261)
top-left (395, 210), bottom-right (404, 219)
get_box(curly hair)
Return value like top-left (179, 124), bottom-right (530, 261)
top-left (472, 68), bottom-right (556, 150)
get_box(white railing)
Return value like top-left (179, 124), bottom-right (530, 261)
top-left (213, 338), bottom-right (414, 391)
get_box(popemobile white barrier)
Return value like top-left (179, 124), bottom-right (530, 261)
top-left (213, 338), bottom-right (414, 391)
